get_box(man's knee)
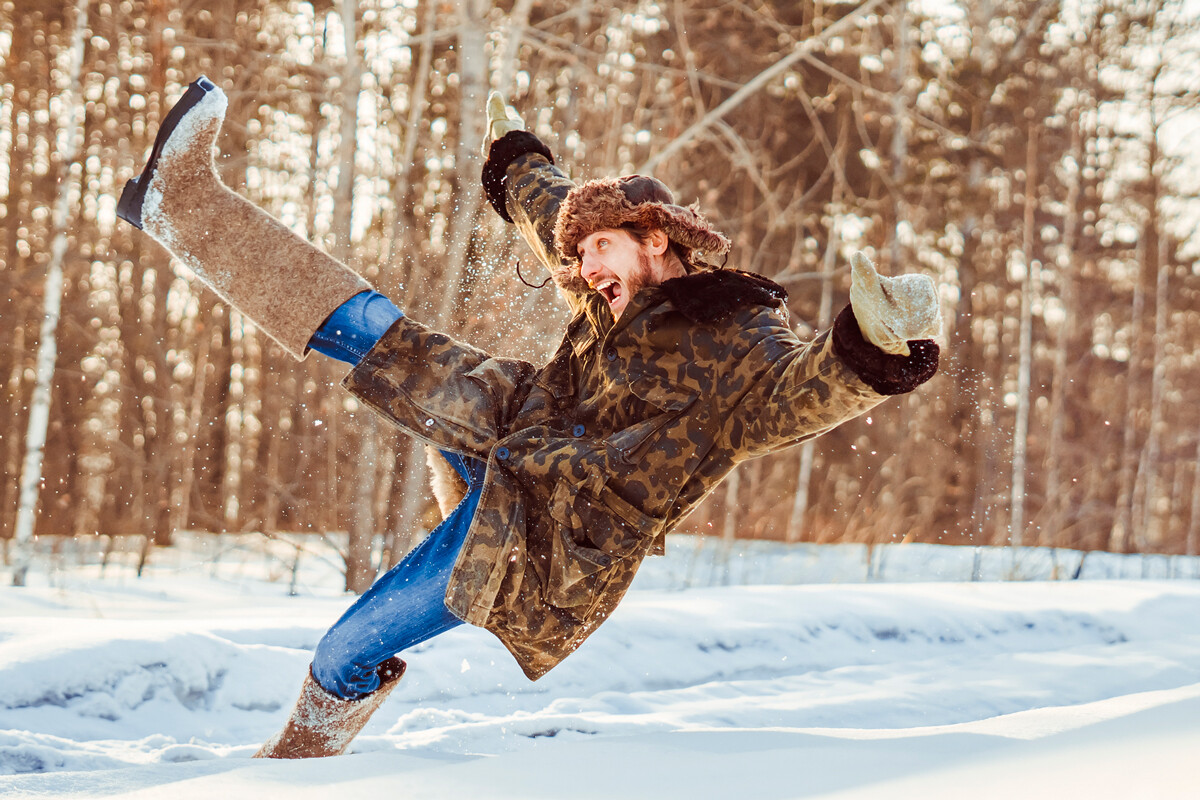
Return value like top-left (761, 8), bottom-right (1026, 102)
top-left (311, 632), bottom-right (380, 700)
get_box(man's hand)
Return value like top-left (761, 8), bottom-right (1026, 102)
top-left (849, 251), bottom-right (941, 357)
top-left (483, 91), bottom-right (526, 157)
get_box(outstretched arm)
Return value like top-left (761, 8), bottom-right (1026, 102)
top-left (480, 93), bottom-right (588, 315)
top-left (721, 256), bottom-right (941, 460)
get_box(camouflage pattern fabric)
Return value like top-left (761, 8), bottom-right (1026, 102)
top-left (344, 148), bottom-right (935, 680)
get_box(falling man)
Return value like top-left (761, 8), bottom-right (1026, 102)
top-left (117, 78), bottom-right (942, 758)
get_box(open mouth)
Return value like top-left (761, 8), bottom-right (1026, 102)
top-left (594, 278), bottom-right (623, 308)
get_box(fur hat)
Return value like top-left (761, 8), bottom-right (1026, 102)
top-left (553, 176), bottom-right (731, 291)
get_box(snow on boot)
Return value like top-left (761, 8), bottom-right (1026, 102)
top-left (254, 657), bottom-right (406, 759)
top-left (118, 76), bottom-right (370, 359)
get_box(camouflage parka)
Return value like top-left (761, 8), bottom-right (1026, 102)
top-left (343, 131), bottom-right (939, 680)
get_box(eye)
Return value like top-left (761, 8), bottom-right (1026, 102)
top-left (597, 238), bottom-right (608, 250)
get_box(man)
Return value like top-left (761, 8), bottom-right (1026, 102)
top-left (117, 78), bottom-right (940, 759)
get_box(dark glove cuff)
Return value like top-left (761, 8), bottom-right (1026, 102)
top-left (481, 130), bottom-right (555, 222)
top-left (832, 304), bottom-right (939, 395)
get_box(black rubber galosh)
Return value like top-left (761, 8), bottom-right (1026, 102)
top-left (117, 76), bottom-right (218, 230)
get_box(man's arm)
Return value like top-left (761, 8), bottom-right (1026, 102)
top-left (719, 304), bottom-right (939, 461)
top-left (480, 95), bottom-right (588, 315)
top-left (343, 314), bottom-right (537, 457)
top-left (721, 250), bottom-right (942, 458)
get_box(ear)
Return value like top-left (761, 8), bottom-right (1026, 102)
top-left (644, 228), bottom-right (670, 256)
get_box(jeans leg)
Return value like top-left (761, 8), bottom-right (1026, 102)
top-left (308, 290), bottom-right (404, 365)
top-left (311, 469), bottom-right (483, 700)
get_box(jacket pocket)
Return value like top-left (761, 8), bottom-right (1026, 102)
top-left (544, 475), bottom-right (661, 609)
top-left (606, 371), bottom-right (698, 461)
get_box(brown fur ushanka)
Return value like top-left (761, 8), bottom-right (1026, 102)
top-left (553, 175), bottom-right (732, 272)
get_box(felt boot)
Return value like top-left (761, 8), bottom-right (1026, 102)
top-left (254, 657), bottom-right (406, 759)
top-left (118, 76), bottom-right (370, 359)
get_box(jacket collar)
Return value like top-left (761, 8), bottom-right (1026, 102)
top-left (656, 269), bottom-right (788, 325)
top-left (568, 268), bottom-right (789, 355)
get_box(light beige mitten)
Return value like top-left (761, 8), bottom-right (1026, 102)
top-left (848, 251), bottom-right (941, 356)
top-left (482, 91), bottom-right (527, 156)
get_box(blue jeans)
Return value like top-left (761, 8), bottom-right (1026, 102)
top-left (307, 291), bottom-right (476, 700)
top-left (308, 290), bottom-right (404, 363)
top-left (311, 453), bottom-right (482, 699)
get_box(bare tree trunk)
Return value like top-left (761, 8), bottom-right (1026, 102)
top-left (387, 438), bottom-right (433, 569)
top-left (786, 141), bottom-right (844, 543)
top-left (330, 0), bottom-right (377, 593)
top-left (346, 426), bottom-right (379, 592)
top-left (494, 0), bottom-right (535, 94)
top-left (221, 317), bottom-right (246, 527)
top-left (889, 2), bottom-right (910, 269)
top-left (332, 0), bottom-right (363, 260)
top-left (1044, 113), bottom-right (1081, 547)
top-left (170, 327), bottom-right (210, 534)
top-left (721, 464), bottom-right (741, 542)
top-left (433, 0), bottom-right (487, 329)
top-left (1132, 230), bottom-right (1169, 550)
top-left (1188, 427), bottom-right (1200, 557)
top-left (1110, 242), bottom-right (1146, 554)
top-left (1131, 75), bottom-right (1169, 550)
top-left (785, 207), bottom-right (838, 542)
top-left (384, 0), bottom-right (435, 270)
top-left (0, 2), bottom-right (30, 547)
top-left (1008, 125), bottom-right (1038, 553)
top-left (3, 320), bottom-right (27, 545)
top-left (262, 377), bottom-right (282, 534)
top-left (12, 0), bottom-right (88, 586)
top-left (1167, 452), bottom-right (1186, 552)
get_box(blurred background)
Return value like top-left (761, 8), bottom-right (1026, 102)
top-left (2, 0), bottom-right (1199, 590)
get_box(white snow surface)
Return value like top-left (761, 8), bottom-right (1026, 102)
top-left (2, 541), bottom-right (1199, 799)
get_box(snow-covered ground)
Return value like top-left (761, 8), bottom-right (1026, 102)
top-left (1, 538), bottom-right (1198, 798)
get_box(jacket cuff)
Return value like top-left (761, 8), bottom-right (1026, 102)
top-left (832, 304), bottom-right (939, 395)
top-left (481, 130), bottom-right (555, 223)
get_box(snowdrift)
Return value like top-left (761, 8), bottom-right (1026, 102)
top-left (1, 540), bottom-right (1198, 798)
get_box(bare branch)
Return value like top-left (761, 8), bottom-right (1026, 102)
top-left (639, 0), bottom-right (890, 175)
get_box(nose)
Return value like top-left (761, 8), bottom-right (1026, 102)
top-left (579, 253), bottom-right (599, 284)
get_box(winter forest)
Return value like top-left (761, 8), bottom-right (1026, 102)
top-left (3, 0), bottom-right (1200, 591)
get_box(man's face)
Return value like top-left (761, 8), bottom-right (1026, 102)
top-left (578, 229), bottom-right (659, 320)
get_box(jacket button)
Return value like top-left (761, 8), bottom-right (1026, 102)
top-left (572, 424), bottom-right (585, 437)
top-left (605, 348), bottom-right (617, 361)
top-left (495, 446), bottom-right (510, 461)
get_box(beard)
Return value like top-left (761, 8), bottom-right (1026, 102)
top-left (608, 250), bottom-right (656, 319)
top-left (625, 250), bottom-right (656, 297)
top-left (598, 247), bottom-right (666, 320)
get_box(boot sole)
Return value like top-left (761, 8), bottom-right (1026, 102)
top-left (117, 76), bottom-right (218, 230)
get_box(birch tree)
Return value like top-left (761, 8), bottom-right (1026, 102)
top-left (12, 0), bottom-right (88, 585)
top-left (1008, 125), bottom-right (1039, 553)
top-left (325, 0), bottom-right (379, 594)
